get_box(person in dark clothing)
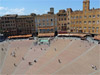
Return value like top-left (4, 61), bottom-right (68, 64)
top-left (29, 62), bottom-right (32, 65)
top-left (22, 57), bottom-right (24, 60)
top-left (34, 60), bottom-right (37, 63)
top-left (14, 63), bottom-right (17, 67)
top-left (58, 59), bottom-right (61, 63)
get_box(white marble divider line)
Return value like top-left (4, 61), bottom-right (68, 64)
top-left (52, 44), bottom-right (97, 75)
top-left (89, 69), bottom-right (100, 75)
top-left (36, 40), bottom-right (75, 73)
top-left (0, 42), bottom-right (11, 73)
top-left (12, 41), bottom-right (34, 74)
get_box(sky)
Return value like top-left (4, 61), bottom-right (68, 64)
top-left (0, 0), bottom-right (100, 16)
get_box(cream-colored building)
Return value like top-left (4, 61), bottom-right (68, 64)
top-left (35, 8), bottom-right (57, 37)
top-left (69, 0), bottom-right (100, 35)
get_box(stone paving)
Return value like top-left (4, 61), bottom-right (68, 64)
top-left (0, 38), bottom-right (100, 75)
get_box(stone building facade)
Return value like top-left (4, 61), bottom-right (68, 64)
top-left (0, 14), bottom-right (36, 36)
top-left (0, 15), bottom-right (17, 36)
top-left (16, 13), bottom-right (36, 35)
top-left (35, 8), bottom-right (57, 37)
top-left (0, 0), bottom-right (100, 37)
top-left (69, 0), bottom-right (100, 34)
top-left (57, 10), bottom-right (67, 33)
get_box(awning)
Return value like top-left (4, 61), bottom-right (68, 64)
top-left (58, 33), bottom-right (86, 37)
top-left (38, 33), bottom-right (54, 37)
top-left (94, 35), bottom-right (100, 40)
top-left (8, 34), bottom-right (32, 39)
